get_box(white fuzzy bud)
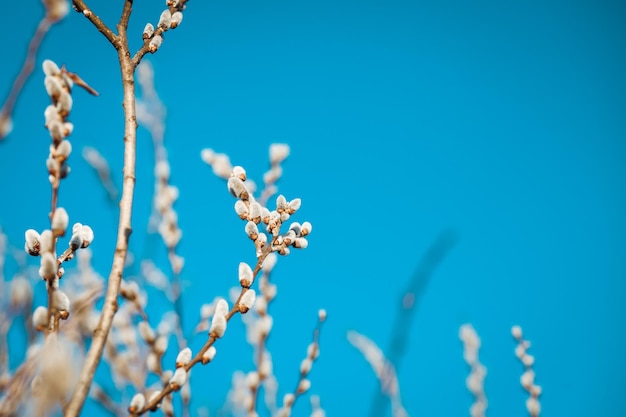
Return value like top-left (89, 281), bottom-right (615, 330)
top-left (53, 290), bottom-right (71, 318)
top-left (249, 202), bottom-right (262, 222)
top-left (287, 198), bottom-right (301, 213)
top-left (45, 0), bottom-right (69, 22)
top-left (48, 125), bottom-right (64, 146)
top-left (283, 393), bottom-right (295, 407)
top-left (318, 309), bottom-right (327, 322)
top-left (154, 336), bottom-right (168, 355)
top-left (307, 342), bottom-right (319, 360)
top-left (51, 207), bottom-right (69, 236)
top-left (234, 200), bottom-right (249, 219)
top-left (261, 252), bottom-right (277, 272)
top-left (170, 367), bottom-right (187, 390)
top-left (56, 139), bottom-right (72, 159)
top-left (254, 296), bottom-right (267, 316)
top-left (42, 60), bottom-right (60, 76)
top-left (0, 111), bottom-right (11, 138)
top-left (71, 223), bottom-right (94, 249)
top-left (269, 143), bottom-right (290, 165)
top-left (201, 346), bottom-right (217, 364)
top-left (143, 23), bottom-right (155, 39)
top-left (300, 358), bottom-right (312, 375)
top-left (245, 221), bottom-right (259, 240)
top-left (129, 393), bottom-right (146, 413)
top-left (522, 354), bottom-right (535, 367)
top-left (158, 10), bottom-right (172, 29)
top-left (139, 321), bottom-right (156, 343)
top-left (25, 229), bottom-right (41, 255)
top-left (215, 298), bottom-right (229, 317)
top-left (210, 314), bottom-right (227, 338)
top-left (239, 289), bottom-right (256, 313)
top-left (300, 221), bottom-right (312, 236)
top-left (521, 369), bottom-right (535, 389)
top-left (293, 237), bottom-right (308, 249)
top-left (39, 230), bottom-right (54, 253)
top-left (200, 303), bottom-right (214, 320)
top-left (148, 390), bottom-right (162, 410)
top-left (149, 35), bottom-right (163, 53)
top-left (146, 352), bottom-right (160, 373)
top-left (511, 325), bottom-right (523, 339)
top-left (155, 160), bottom-right (170, 180)
top-left (238, 262), bottom-right (253, 288)
top-left (246, 371), bottom-right (260, 388)
top-left (526, 397), bottom-right (541, 415)
top-left (297, 378), bottom-right (311, 394)
top-left (32, 306), bottom-right (49, 330)
top-left (10, 277), bottom-right (32, 307)
top-left (176, 347), bottom-right (192, 368)
top-left (258, 315), bottom-right (273, 336)
top-left (276, 195), bottom-right (288, 212)
top-left (39, 252), bottom-right (57, 281)
top-left (232, 165), bottom-right (247, 181)
top-left (44, 75), bottom-right (63, 99)
top-left (56, 91), bottom-right (73, 115)
top-left (170, 11), bottom-right (183, 28)
top-left (228, 176), bottom-right (249, 200)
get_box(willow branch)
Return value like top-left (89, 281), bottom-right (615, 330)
top-left (0, 17), bottom-right (52, 139)
top-left (71, 0), bottom-right (118, 47)
top-left (64, 2), bottom-right (137, 416)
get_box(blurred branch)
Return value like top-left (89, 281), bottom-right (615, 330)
top-left (0, 17), bottom-right (52, 140)
top-left (368, 229), bottom-right (457, 417)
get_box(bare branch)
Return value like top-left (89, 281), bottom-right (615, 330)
top-left (71, 0), bottom-right (118, 47)
top-left (64, 4), bottom-right (137, 414)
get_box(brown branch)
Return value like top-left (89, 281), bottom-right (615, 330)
top-left (247, 270), bottom-right (274, 414)
top-left (0, 17), bottom-right (52, 140)
top-left (64, 2), bottom-right (137, 415)
top-left (0, 354), bottom-right (38, 415)
top-left (71, 0), bottom-right (118, 47)
top-left (130, 0), bottom-right (190, 69)
top-left (134, 242), bottom-right (277, 415)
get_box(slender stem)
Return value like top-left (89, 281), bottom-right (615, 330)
top-left (64, 2), bottom-right (137, 415)
top-left (71, 0), bottom-right (118, 46)
top-left (134, 241), bottom-right (277, 415)
top-left (0, 17), bottom-right (52, 139)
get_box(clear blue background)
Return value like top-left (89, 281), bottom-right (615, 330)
top-left (1, 0), bottom-right (625, 416)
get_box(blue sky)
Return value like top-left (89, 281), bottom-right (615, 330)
top-left (1, 0), bottom-right (625, 416)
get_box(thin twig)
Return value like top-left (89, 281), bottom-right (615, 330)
top-left (368, 230), bottom-right (457, 417)
top-left (71, 0), bottom-right (118, 46)
top-left (133, 240), bottom-right (277, 415)
top-left (0, 17), bottom-right (52, 139)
